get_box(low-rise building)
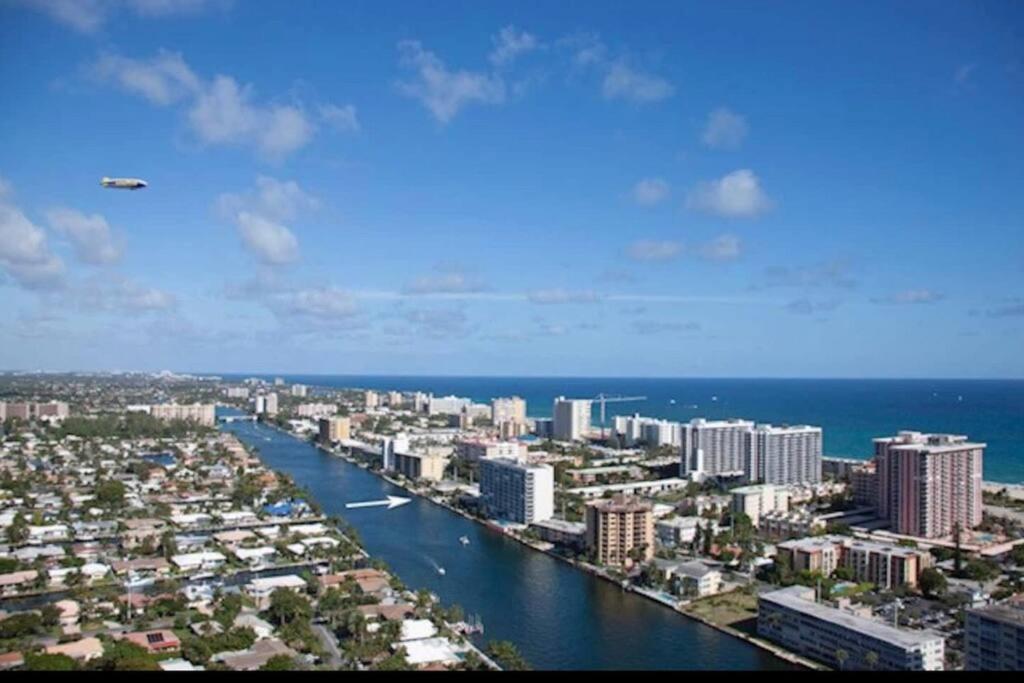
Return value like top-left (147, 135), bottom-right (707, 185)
top-left (759, 585), bottom-right (944, 670)
top-left (965, 603), bottom-right (1024, 671)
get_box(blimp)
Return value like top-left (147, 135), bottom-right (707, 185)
top-left (100, 176), bottom-right (148, 190)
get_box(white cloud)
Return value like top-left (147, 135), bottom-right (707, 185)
top-left (686, 169), bottom-right (773, 218)
top-left (627, 240), bottom-right (682, 262)
top-left (527, 288), bottom-right (602, 304)
top-left (90, 50), bottom-right (324, 160)
top-left (217, 176), bottom-right (316, 266)
top-left (602, 61), bottom-right (674, 104)
top-left (234, 212), bottom-right (299, 266)
top-left (71, 274), bottom-right (177, 313)
top-left (786, 298), bottom-right (842, 315)
top-left (872, 289), bottom-right (945, 305)
top-left (631, 177), bottom-right (670, 206)
top-left (319, 104), bottom-right (360, 133)
top-left (271, 286), bottom-right (357, 320)
top-left (22, 0), bottom-right (221, 34)
top-left (633, 320), bottom-right (700, 335)
top-left (397, 40), bottom-right (506, 124)
top-left (400, 308), bottom-right (470, 339)
top-left (90, 50), bottom-right (200, 105)
top-left (46, 207), bottom-right (123, 265)
top-left (188, 75), bottom-right (314, 159)
top-left (489, 25), bottom-right (539, 66)
top-left (700, 234), bottom-right (742, 262)
top-left (0, 180), bottom-right (65, 289)
top-left (702, 107), bottom-right (748, 150)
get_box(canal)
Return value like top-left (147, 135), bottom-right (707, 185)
top-left (223, 419), bottom-right (796, 670)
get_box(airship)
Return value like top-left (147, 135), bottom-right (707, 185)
top-left (100, 177), bottom-right (148, 190)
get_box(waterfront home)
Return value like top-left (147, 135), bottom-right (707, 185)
top-left (400, 619), bottom-right (438, 641)
top-left (54, 599), bottom-right (80, 631)
top-left (0, 570), bottom-right (38, 596)
top-left (320, 569), bottom-right (391, 597)
top-left (170, 551), bottom-right (226, 572)
top-left (246, 575), bottom-right (307, 609)
top-left (214, 529), bottom-right (256, 546)
top-left (170, 512), bottom-right (213, 529)
top-left (357, 603), bottom-right (415, 622)
top-left (217, 510), bottom-right (259, 525)
top-left (232, 546), bottom-right (276, 566)
top-left (110, 557), bottom-right (171, 579)
top-left (26, 523), bottom-right (70, 543)
top-left (288, 522), bottom-right (329, 537)
top-left (400, 637), bottom-right (463, 669)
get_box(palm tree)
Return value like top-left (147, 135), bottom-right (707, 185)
top-left (835, 648), bottom-right (849, 671)
top-left (865, 650), bottom-right (879, 670)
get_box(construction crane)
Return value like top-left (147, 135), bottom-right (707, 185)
top-left (592, 393), bottom-right (647, 438)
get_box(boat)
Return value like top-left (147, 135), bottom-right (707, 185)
top-left (669, 399), bottom-right (676, 405)
top-left (459, 536), bottom-right (470, 545)
top-left (437, 567), bottom-right (446, 576)
top-left (711, 395), bottom-right (718, 402)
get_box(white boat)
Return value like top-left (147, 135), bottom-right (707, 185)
top-left (711, 396), bottom-right (718, 402)
top-left (669, 399), bottom-right (676, 405)
top-left (459, 536), bottom-right (470, 545)
top-left (437, 567), bottom-right (446, 576)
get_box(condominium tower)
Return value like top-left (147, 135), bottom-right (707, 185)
top-left (874, 431), bottom-right (984, 538)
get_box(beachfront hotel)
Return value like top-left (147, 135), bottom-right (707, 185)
top-left (553, 397), bottom-right (592, 441)
top-left (874, 431), bottom-right (984, 538)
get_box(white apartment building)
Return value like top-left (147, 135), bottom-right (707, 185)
top-left (479, 457), bottom-right (554, 524)
top-left (148, 403), bottom-right (216, 427)
top-left (290, 384), bottom-right (308, 397)
top-left (491, 396), bottom-right (527, 424)
top-left (456, 439), bottom-right (527, 462)
top-left (427, 394), bottom-right (472, 416)
top-left (553, 397), bottom-right (591, 442)
top-left (380, 434), bottom-right (410, 472)
top-left (751, 424), bottom-right (823, 485)
top-left (759, 585), bottom-right (945, 670)
top-left (731, 483), bottom-right (790, 526)
top-left (681, 418), bottom-right (755, 480)
top-left (615, 414), bottom-right (684, 448)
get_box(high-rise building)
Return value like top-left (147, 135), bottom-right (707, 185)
top-left (148, 403), bottom-right (216, 427)
top-left (0, 401), bottom-right (70, 421)
top-left (364, 391), bottom-right (380, 410)
top-left (386, 391), bottom-right (403, 408)
top-left (758, 585), bottom-right (944, 670)
top-left (479, 457), bottom-right (554, 524)
top-left (553, 397), bottom-right (591, 442)
top-left (750, 424), bottom-right (822, 485)
top-left (584, 496), bottom-right (654, 569)
top-left (380, 434), bottom-right (410, 472)
top-left (615, 413), bottom-right (684, 448)
top-left (427, 394), bottom-right (471, 415)
top-left (965, 602), bottom-right (1024, 671)
top-left (850, 461), bottom-right (878, 507)
top-left (874, 431), bottom-right (984, 538)
top-left (264, 393), bottom-right (279, 416)
top-left (491, 396), bottom-right (527, 425)
top-left (318, 416), bottom-right (351, 444)
top-left (290, 384), bottom-right (308, 397)
top-left (681, 418), bottom-right (755, 479)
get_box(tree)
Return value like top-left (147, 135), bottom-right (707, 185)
top-left (865, 650), bottom-right (879, 670)
top-left (919, 567), bottom-right (948, 598)
top-left (267, 588), bottom-right (312, 626)
top-left (23, 652), bottom-right (77, 671)
top-left (94, 639), bottom-right (160, 671)
top-left (0, 612), bottom-right (43, 638)
top-left (486, 640), bottom-right (530, 671)
top-left (260, 655), bottom-right (296, 671)
top-left (95, 480), bottom-right (126, 508)
top-left (835, 648), bottom-right (849, 671)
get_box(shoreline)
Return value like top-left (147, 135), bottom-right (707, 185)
top-left (301, 436), bottom-right (821, 671)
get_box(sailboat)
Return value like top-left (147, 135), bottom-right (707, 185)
top-left (459, 535), bottom-right (470, 546)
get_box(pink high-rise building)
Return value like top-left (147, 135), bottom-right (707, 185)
top-left (874, 431), bottom-right (984, 539)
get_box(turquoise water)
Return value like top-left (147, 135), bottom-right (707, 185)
top-left (222, 376), bottom-right (1024, 484)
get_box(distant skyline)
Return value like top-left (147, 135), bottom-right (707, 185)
top-left (1, 1), bottom-right (1023, 378)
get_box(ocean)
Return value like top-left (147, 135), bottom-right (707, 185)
top-left (220, 375), bottom-right (1024, 484)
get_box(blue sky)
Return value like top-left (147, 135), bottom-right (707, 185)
top-left (1, 0), bottom-right (1022, 378)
